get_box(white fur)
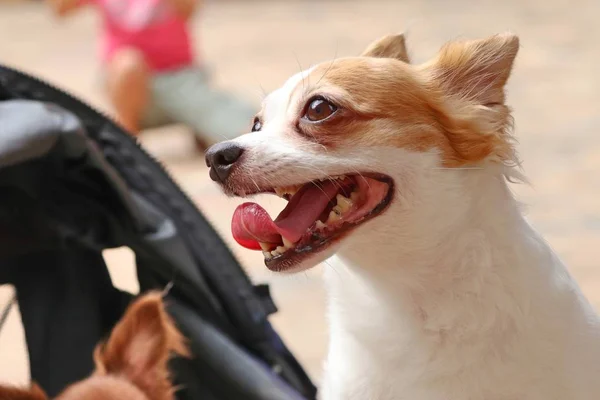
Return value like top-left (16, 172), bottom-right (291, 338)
top-left (223, 70), bottom-right (600, 400)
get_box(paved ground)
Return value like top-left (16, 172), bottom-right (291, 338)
top-left (0, 0), bottom-right (599, 389)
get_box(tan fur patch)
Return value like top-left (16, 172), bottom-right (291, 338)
top-left (94, 292), bottom-right (190, 400)
top-left (361, 33), bottom-right (411, 63)
top-left (0, 293), bottom-right (188, 400)
top-left (0, 384), bottom-right (47, 400)
top-left (290, 34), bottom-right (519, 167)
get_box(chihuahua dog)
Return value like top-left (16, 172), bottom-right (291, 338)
top-left (205, 32), bottom-right (600, 399)
top-left (0, 292), bottom-right (188, 400)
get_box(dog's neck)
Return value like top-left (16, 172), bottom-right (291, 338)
top-left (322, 163), bottom-right (600, 400)
top-left (327, 164), bottom-right (551, 345)
top-left (338, 164), bottom-right (529, 280)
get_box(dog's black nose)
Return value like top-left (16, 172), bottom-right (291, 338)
top-left (205, 142), bottom-right (244, 183)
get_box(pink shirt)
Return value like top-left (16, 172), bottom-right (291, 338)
top-left (89, 0), bottom-right (195, 72)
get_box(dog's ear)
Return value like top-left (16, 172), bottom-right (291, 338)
top-left (424, 33), bottom-right (519, 104)
top-left (0, 383), bottom-right (48, 400)
top-left (361, 33), bottom-right (410, 63)
top-left (93, 292), bottom-right (190, 398)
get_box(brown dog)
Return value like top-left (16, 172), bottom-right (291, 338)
top-left (0, 292), bottom-right (189, 400)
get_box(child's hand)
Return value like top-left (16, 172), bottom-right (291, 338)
top-left (166, 0), bottom-right (201, 20)
top-left (46, 0), bottom-right (85, 17)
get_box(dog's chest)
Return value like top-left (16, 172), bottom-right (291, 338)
top-left (322, 261), bottom-right (434, 399)
top-left (320, 257), bottom-right (600, 400)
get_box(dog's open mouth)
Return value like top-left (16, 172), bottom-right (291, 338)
top-left (231, 173), bottom-right (394, 270)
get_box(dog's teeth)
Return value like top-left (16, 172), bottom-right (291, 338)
top-left (259, 242), bottom-right (271, 252)
top-left (336, 194), bottom-right (353, 212)
top-left (327, 209), bottom-right (342, 223)
top-left (282, 237), bottom-right (295, 249)
top-left (315, 220), bottom-right (327, 230)
top-left (262, 250), bottom-right (272, 259)
top-left (269, 244), bottom-right (289, 256)
top-left (275, 186), bottom-right (300, 198)
top-left (350, 191), bottom-right (360, 203)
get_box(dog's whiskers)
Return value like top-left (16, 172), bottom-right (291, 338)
top-left (323, 259), bottom-right (343, 280)
top-left (293, 51), bottom-right (307, 93)
top-left (249, 176), bottom-right (262, 193)
top-left (313, 44), bottom-right (339, 89)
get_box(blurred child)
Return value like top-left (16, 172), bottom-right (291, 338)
top-left (47, 0), bottom-right (256, 149)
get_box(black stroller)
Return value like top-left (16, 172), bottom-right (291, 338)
top-left (0, 65), bottom-right (317, 400)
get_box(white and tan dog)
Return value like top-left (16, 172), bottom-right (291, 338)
top-left (205, 33), bottom-right (600, 400)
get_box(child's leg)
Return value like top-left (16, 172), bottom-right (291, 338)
top-left (151, 68), bottom-right (257, 146)
top-left (105, 48), bottom-right (150, 135)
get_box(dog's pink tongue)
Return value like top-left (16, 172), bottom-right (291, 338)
top-left (231, 203), bottom-right (281, 250)
top-left (232, 182), bottom-right (339, 250)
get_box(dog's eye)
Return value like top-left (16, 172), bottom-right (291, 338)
top-left (303, 97), bottom-right (338, 122)
top-left (251, 117), bottom-right (262, 132)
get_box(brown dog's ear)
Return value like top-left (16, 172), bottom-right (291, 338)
top-left (93, 292), bottom-right (190, 398)
top-left (361, 33), bottom-right (410, 63)
top-left (424, 33), bottom-right (519, 104)
top-left (0, 383), bottom-right (48, 400)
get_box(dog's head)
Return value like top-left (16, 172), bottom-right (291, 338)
top-left (206, 33), bottom-right (519, 272)
top-left (0, 292), bottom-right (189, 400)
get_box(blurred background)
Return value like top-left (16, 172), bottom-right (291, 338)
top-left (0, 0), bottom-right (599, 389)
